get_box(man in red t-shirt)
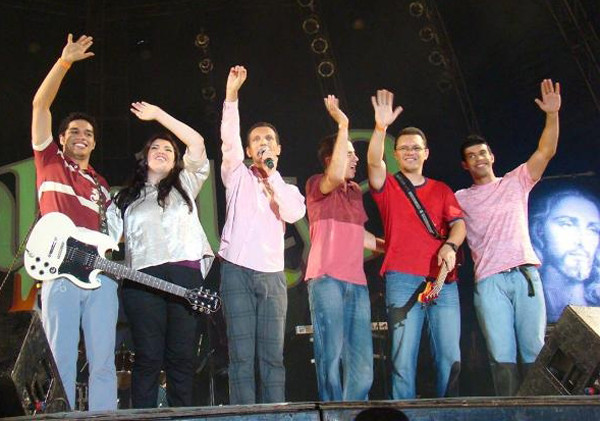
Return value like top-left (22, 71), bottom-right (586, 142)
top-left (367, 89), bottom-right (466, 399)
top-left (31, 34), bottom-right (117, 411)
top-left (305, 95), bottom-right (382, 401)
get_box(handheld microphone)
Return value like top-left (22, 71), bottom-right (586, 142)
top-left (259, 148), bottom-right (275, 169)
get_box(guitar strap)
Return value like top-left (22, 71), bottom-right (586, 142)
top-left (393, 171), bottom-right (463, 289)
top-left (393, 171), bottom-right (446, 240)
top-left (89, 172), bottom-right (108, 235)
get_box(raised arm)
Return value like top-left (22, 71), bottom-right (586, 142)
top-left (226, 65), bottom-right (247, 102)
top-left (130, 101), bottom-right (206, 162)
top-left (527, 79), bottom-right (561, 181)
top-left (220, 66), bottom-right (247, 181)
top-left (320, 95), bottom-right (350, 195)
top-left (367, 89), bottom-right (403, 190)
top-left (32, 34), bottom-right (95, 146)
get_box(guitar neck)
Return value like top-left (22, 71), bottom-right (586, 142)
top-left (437, 264), bottom-right (450, 284)
top-left (94, 256), bottom-right (188, 298)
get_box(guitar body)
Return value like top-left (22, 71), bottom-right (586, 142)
top-left (24, 212), bottom-right (221, 313)
top-left (24, 212), bottom-right (119, 289)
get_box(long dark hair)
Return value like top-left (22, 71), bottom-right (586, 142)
top-left (113, 133), bottom-right (194, 216)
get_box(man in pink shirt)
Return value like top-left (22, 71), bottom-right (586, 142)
top-left (455, 79), bottom-right (562, 395)
top-left (218, 65), bottom-right (306, 404)
top-left (305, 95), bottom-right (382, 401)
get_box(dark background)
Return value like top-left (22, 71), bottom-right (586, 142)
top-left (1, 0), bottom-right (599, 403)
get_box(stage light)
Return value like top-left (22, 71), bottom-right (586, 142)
top-left (195, 33), bottom-right (210, 48)
top-left (302, 16), bottom-right (320, 35)
top-left (297, 0), bottom-right (314, 8)
top-left (317, 60), bottom-right (335, 78)
top-left (428, 50), bottom-right (446, 66)
top-left (409, 1), bottom-right (425, 18)
top-left (310, 37), bottom-right (328, 54)
top-left (201, 87), bottom-right (216, 101)
top-left (28, 42), bottom-right (41, 54)
top-left (419, 26), bottom-right (438, 43)
top-left (437, 78), bottom-right (453, 93)
top-left (198, 58), bottom-right (214, 74)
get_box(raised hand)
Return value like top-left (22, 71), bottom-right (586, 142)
top-left (371, 89), bottom-right (403, 129)
top-left (534, 79), bottom-right (561, 114)
top-left (130, 101), bottom-right (162, 121)
top-left (226, 65), bottom-right (248, 101)
top-left (324, 95), bottom-right (349, 127)
top-left (61, 34), bottom-right (95, 63)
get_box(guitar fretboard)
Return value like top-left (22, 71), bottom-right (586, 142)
top-left (89, 252), bottom-right (188, 298)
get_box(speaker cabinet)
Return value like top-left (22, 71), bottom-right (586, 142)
top-left (0, 311), bottom-right (70, 417)
top-left (519, 305), bottom-right (600, 395)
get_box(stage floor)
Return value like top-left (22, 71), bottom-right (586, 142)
top-left (4, 396), bottom-right (600, 421)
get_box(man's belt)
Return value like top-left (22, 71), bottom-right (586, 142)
top-left (501, 264), bottom-right (536, 297)
top-left (295, 321), bottom-right (388, 335)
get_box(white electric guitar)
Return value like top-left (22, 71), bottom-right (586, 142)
top-left (24, 212), bottom-right (220, 314)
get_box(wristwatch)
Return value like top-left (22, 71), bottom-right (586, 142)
top-left (444, 241), bottom-right (458, 252)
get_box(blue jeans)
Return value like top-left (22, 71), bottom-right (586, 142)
top-left (385, 271), bottom-right (461, 399)
top-left (474, 266), bottom-right (546, 364)
top-left (308, 275), bottom-right (373, 401)
top-left (41, 274), bottom-right (118, 410)
top-left (220, 261), bottom-right (287, 404)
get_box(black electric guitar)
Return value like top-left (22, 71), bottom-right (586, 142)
top-left (417, 262), bottom-right (450, 305)
top-left (24, 212), bottom-right (220, 314)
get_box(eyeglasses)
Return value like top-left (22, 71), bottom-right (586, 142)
top-left (396, 145), bottom-right (425, 153)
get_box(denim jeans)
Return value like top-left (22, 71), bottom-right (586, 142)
top-left (41, 274), bottom-right (118, 410)
top-left (308, 275), bottom-right (373, 401)
top-left (220, 260), bottom-right (287, 404)
top-left (474, 266), bottom-right (546, 364)
top-left (385, 271), bottom-right (461, 399)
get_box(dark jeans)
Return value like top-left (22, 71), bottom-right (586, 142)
top-left (220, 260), bottom-right (287, 404)
top-left (122, 263), bottom-right (202, 408)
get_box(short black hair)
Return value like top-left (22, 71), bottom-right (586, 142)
top-left (460, 134), bottom-right (491, 161)
top-left (246, 122), bottom-right (280, 146)
top-left (395, 126), bottom-right (428, 149)
top-left (58, 112), bottom-right (99, 139)
top-left (317, 133), bottom-right (337, 169)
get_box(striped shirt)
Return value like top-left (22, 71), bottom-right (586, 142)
top-left (33, 136), bottom-right (110, 231)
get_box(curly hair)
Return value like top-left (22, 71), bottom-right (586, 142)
top-left (113, 133), bottom-right (193, 216)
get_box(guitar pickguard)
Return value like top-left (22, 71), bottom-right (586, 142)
top-left (57, 238), bottom-right (100, 285)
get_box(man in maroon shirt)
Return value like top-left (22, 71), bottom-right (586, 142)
top-left (31, 34), bottom-right (117, 411)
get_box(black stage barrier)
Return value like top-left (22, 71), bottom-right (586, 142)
top-left (0, 311), bottom-right (70, 417)
top-left (519, 305), bottom-right (600, 396)
top-left (2, 397), bottom-right (600, 421)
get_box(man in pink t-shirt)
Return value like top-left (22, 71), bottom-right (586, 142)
top-left (305, 96), bottom-right (382, 401)
top-left (455, 79), bottom-right (562, 396)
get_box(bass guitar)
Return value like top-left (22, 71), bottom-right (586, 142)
top-left (24, 212), bottom-right (220, 314)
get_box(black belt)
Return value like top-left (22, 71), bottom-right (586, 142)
top-left (501, 265), bottom-right (535, 297)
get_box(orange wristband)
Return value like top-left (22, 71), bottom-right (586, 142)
top-left (58, 58), bottom-right (72, 70)
top-left (375, 123), bottom-right (387, 132)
